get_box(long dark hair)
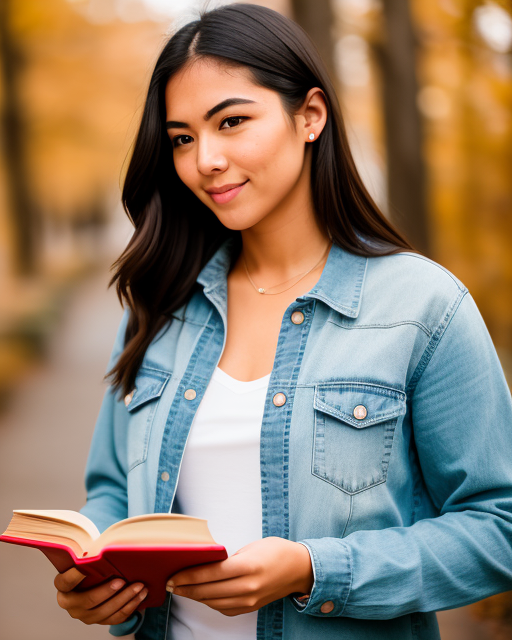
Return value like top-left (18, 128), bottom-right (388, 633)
top-left (107, 2), bottom-right (418, 396)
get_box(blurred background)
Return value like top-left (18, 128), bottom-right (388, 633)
top-left (0, 0), bottom-right (511, 638)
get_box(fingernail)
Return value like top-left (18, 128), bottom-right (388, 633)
top-left (111, 579), bottom-right (125, 590)
top-left (139, 588), bottom-right (149, 600)
top-left (133, 583), bottom-right (144, 594)
top-left (166, 584), bottom-right (174, 594)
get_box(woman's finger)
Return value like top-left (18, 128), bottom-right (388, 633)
top-left (54, 567), bottom-right (86, 592)
top-left (173, 575), bottom-right (258, 602)
top-left (201, 598), bottom-right (262, 615)
top-left (57, 578), bottom-right (127, 611)
top-left (60, 583), bottom-right (144, 624)
top-left (221, 608), bottom-right (254, 617)
top-left (82, 584), bottom-right (148, 625)
top-left (95, 587), bottom-right (150, 626)
top-left (169, 556), bottom-right (247, 588)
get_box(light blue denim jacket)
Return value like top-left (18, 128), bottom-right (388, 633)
top-left (80, 236), bottom-right (512, 640)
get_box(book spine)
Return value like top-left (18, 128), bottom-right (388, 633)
top-left (0, 536), bottom-right (229, 610)
top-left (44, 547), bottom-right (120, 589)
top-left (0, 536), bottom-right (120, 590)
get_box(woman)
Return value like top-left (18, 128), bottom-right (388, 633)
top-left (53, 3), bottom-right (512, 640)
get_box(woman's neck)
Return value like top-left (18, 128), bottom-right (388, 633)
top-left (238, 218), bottom-right (331, 285)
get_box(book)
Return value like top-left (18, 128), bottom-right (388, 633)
top-left (0, 510), bottom-right (228, 610)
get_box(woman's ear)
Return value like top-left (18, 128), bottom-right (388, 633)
top-left (301, 87), bottom-right (328, 142)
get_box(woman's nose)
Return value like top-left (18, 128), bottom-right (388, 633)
top-left (196, 137), bottom-right (229, 175)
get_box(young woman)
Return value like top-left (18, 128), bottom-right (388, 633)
top-left (53, 4), bottom-right (512, 639)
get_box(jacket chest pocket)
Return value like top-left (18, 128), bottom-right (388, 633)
top-left (124, 368), bottom-right (171, 472)
top-left (312, 382), bottom-right (406, 494)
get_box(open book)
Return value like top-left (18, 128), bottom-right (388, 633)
top-left (0, 510), bottom-right (227, 610)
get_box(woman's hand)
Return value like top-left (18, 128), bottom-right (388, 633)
top-left (166, 537), bottom-right (313, 617)
top-left (54, 567), bottom-right (148, 625)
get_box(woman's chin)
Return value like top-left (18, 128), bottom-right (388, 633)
top-left (212, 209), bottom-right (269, 232)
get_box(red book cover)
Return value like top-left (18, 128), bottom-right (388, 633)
top-left (0, 534), bottom-right (228, 610)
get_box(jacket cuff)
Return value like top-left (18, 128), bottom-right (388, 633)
top-left (109, 610), bottom-right (145, 636)
top-left (288, 538), bottom-right (351, 617)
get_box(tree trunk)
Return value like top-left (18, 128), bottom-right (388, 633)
top-left (0, 0), bottom-right (37, 275)
top-left (373, 0), bottom-right (430, 255)
top-left (291, 0), bottom-right (338, 89)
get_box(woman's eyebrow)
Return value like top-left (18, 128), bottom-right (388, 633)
top-left (166, 97), bottom-right (256, 129)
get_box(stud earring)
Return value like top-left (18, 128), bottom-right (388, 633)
top-left (309, 133), bottom-right (315, 140)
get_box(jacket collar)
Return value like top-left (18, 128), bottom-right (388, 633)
top-left (197, 236), bottom-right (367, 318)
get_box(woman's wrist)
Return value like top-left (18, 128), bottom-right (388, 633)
top-left (291, 541), bottom-right (314, 594)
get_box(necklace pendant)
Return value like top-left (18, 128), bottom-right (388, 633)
top-left (258, 288), bottom-right (265, 294)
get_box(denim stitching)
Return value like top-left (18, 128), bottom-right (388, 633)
top-left (128, 401), bottom-right (159, 471)
top-left (339, 541), bottom-right (353, 616)
top-left (137, 365), bottom-right (174, 377)
top-left (394, 252), bottom-right (468, 291)
top-left (328, 318), bottom-right (432, 337)
top-left (406, 289), bottom-right (468, 395)
top-left (154, 317), bottom-right (218, 513)
top-left (315, 381), bottom-right (406, 399)
top-left (340, 495), bottom-right (353, 538)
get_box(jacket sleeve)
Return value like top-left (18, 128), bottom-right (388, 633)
top-left (80, 307), bottom-right (130, 532)
top-left (78, 307), bottom-right (146, 636)
top-left (290, 289), bottom-right (512, 619)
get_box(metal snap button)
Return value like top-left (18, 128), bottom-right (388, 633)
top-left (160, 471), bottom-right (170, 482)
top-left (291, 311), bottom-right (305, 325)
top-left (353, 404), bottom-right (367, 420)
top-left (184, 388), bottom-right (197, 400)
top-left (273, 392), bottom-right (287, 407)
top-left (320, 601), bottom-right (334, 613)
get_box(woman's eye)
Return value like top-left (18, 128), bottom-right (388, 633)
top-left (171, 116), bottom-right (248, 148)
top-left (172, 134), bottom-right (193, 148)
top-left (220, 116), bottom-right (248, 129)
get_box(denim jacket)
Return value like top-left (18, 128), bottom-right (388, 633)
top-left (80, 236), bottom-right (512, 640)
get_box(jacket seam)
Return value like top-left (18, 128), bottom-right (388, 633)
top-left (181, 318), bottom-right (209, 327)
top-left (138, 365), bottom-right (173, 377)
top-left (410, 441), bottom-right (424, 525)
top-left (392, 252), bottom-right (467, 290)
top-left (328, 319), bottom-right (432, 338)
top-left (406, 288), bottom-right (468, 395)
top-left (340, 494), bottom-right (352, 542)
top-left (339, 542), bottom-right (353, 616)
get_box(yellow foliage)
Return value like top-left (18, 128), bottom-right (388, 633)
top-left (1, 0), bottom-right (165, 214)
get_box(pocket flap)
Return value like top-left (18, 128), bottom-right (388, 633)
top-left (125, 369), bottom-right (171, 412)
top-left (314, 382), bottom-right (406, 428)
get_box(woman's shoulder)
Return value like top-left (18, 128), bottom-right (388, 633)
top-left (361, 250), bottom-right (469, 333)
top-left (366, 249), bottom-right (467, 298)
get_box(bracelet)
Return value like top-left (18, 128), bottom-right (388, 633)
top-left (295, 593), bottom-right (310, 603)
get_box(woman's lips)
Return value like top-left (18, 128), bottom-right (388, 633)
top-left (208, 180), bottom-right (249, 204)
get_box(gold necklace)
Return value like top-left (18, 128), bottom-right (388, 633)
top-left (242, 242), bottom-right (332, 295)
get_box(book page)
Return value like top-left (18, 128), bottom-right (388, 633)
top-left (2, 510), bottom-right (99, 556)
top-left (87, 513), bottom-right (219, 558)
top-left (13, 510), bottom-right (100, 540)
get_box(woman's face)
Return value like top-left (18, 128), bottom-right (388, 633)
top-left (164, 58), bottom-right (323, 232)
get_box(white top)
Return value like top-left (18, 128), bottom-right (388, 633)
top-left (170, 366), bottom-right (271, 640)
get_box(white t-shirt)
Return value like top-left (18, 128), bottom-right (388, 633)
top-left (170, 365), bottom-right (271, 640)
